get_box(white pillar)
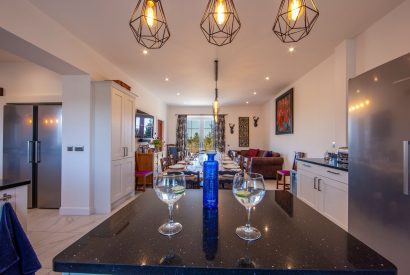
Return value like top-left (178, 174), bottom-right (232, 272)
top-left (60, 75), bottom-right (93, 215)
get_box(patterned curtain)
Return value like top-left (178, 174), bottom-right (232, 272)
top-left (176, 115), bottom-right (187, 153)
top-left (215, 115), bottom-right (226, 152)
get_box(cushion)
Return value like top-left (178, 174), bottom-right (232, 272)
top-left (248, 149), bottom-right (259, 157)
top-left (257, 150), bottom-right (266, 157)
top-left (272, 152), bottom-right (281, 157)
top-left (265, 151), bottom-right (273, 157)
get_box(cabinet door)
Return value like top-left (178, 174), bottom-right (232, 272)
top-left (0, 188), bottom-right (16, 209)
top-left (122, 158), bottom-right (135, 195)
top-left (111, 89), bottom-right (123, 160)
top-left (122, 94), bottom-right (135, 158)
top-left (317, 177), bottom-right (348, 230)
top-left (111, 160), bottom-right (123, 203)
top-left (297, 171), bottom-right (318, 210)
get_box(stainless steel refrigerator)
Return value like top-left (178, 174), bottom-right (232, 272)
top-left (349, 53), bottom-right (410, 274)
top-left (2, 104), bottom-right (62, 208)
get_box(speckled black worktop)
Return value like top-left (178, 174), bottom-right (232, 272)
top-left (0, 179), bottom-right (30, 191)
top-left (298, 158), bottom-right (349, 172)
top-left (53, 190), bottom-right (395, 274)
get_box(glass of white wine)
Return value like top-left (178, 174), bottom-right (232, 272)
top-left (154, 172), bottom-right (186, 236)
top-left (232, 172), bottom-right (266, 241)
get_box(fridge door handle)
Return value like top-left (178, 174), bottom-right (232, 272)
top-left (313, 177), bottom-right (317, 189)
top-left (35, 141), bottom-right (42, 164)
top-left (404, 141), bottom-right (409, 195)
top-left (27, 141), bottom-right (34, 163)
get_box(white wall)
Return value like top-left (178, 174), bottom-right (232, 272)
top-left (263, 53), bottom-right (345, 168)
top-left (167, 105), bottom-right (267, 151)
top-left (0, 61), bottom-right (62, 178)
top-left (60, 75), bottom-right (92, 215)
top-left (262, 0), bottom-right (410, 169)
top-left (355, 0), bottom-right (410, 76)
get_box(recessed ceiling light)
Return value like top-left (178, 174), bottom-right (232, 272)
top-left (288, 46), bottom-right (295, 53)
top-left (253, 91), bottom-right (257, 95)
top-left (246, 101), bottom-right (249, 104)
top-left (165, 77), bottom-right (169, 81)
top-left (142, 49), bottom-right (148, 55)
top-left (265, 76), bottom-right (270, 80)
top-left (374, 76), bottom-right (379, 82)
top-left (176, 92), bottom-right (181, 96)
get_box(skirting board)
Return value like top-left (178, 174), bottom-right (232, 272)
top-left (59, 206), bottom-right (94, 216)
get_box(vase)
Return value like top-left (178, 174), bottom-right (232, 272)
top-left (203, 151), bottom-right (219, 208)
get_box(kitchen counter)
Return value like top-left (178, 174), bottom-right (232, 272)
top-left (0, 179), bottom-right (30, 191)
top-left (298, 158), bottom-right (348, 172)
top-left (54, 190), bottom-right (395, 274)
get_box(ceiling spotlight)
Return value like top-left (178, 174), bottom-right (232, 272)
top-left (165, 77), bottom-right (169, 81)
top-left (246, 101), bottom-right (249, 104)
top-left (288, 46), bottom-right (295, 53)
top-left (177, 92), bottom-right (181, 96)
top-left (265, 76), bottom-right (270, 80)
top-left (142, 49), bottom-right (148, 55)
top-left (253, 91), bottom-right (257, 95)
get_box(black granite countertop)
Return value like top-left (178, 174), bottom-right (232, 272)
top-left (0, 179), bottom-right (30, 191)
top-left (298, 158), bottom-right (349, 172)
top-left (54, 190), bottom-right (395, 274)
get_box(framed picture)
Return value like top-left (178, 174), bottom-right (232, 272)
top-left (276, 88), bottom-right (294, 135)
top-left (238, 117), bottom-right (249, 147)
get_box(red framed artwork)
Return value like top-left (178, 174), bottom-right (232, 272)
top-left (276, 88), bottom-right (294, 135)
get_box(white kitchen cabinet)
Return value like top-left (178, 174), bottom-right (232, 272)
top-left (93, 81), bottom-right (136, 214)
top-left (1, 185), bottom-right (28, 231)
top-left (297, 161), bottom-right (348, 230)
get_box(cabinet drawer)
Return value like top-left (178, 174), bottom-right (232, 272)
top-left (298, 161), bottom-right (348, 184)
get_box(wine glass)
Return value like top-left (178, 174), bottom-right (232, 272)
top-left (232, 172), bottom-right (266, 241)
top-left (154, 172), bottom-right (186, 236)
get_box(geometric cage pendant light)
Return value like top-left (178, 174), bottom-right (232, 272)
top-left (273, 0), bottom-right (319, 43)
top-left (200, 0), bottom-right (241, 47)
top-left (129, 0), bottom-right (171, 49)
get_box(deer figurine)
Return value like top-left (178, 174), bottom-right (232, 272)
top-left (229, 123), bottom-right (235, 134)
top-left (253, 116), bottom-right (259, 127)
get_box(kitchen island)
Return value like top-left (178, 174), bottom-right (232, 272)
top-left (53, 190), bottom-right (396, 274)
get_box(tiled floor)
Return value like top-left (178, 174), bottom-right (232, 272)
top-left (27, 195), bottom-right (140, 275)
top-left (27, 182), bottom-right (281, 275)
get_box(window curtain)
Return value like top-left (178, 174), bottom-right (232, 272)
top-left (215, 115), bottom-right (226, 152)
top-left (176, 115), bottom-right (188, 153)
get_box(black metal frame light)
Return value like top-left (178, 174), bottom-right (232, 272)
top-left (200, 0), bottom-right (241, 47)
top-left (213, 60), bottom-right (220, 123)
top-left (273, 0), bottom-right (319, 43)
top-left (129, 0), bottom-right (171, 49)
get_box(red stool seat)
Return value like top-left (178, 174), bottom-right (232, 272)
top-left (278, 170), bottom-right (290, 176)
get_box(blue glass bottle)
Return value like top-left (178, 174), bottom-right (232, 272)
top-left (203, 151), bottom-right (218, 208)
top-left (202, 208), bottom-right (218, 260)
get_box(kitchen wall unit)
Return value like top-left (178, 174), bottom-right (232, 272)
top-left (92, 81), bottom-right (136, 214)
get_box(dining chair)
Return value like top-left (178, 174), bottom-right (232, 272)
top-left (167, 171), bottom-right (200, 189)
top-left (218, 170), bottom-right (237, 189)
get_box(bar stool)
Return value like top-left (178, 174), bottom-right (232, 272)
top-left (276, 170), bottom-right (291, 190)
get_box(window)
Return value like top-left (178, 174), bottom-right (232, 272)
top-left (187, 116), bottom-right (214, 153)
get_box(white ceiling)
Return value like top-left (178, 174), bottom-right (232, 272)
top-left (29, 0), bottom-right (404, 106)
top-left (0, 48), bottom-right (27, 62)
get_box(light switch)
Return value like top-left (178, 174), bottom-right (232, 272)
top-left (67, 146), bottom-right (73, 152)
top-left (74, 146), bottom-right (84, 152)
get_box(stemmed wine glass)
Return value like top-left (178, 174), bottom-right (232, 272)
top-left (154, 172), bottom-right (186, 236)
top-left (232, 172), bottom-right (266, 241)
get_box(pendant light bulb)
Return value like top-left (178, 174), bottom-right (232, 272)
top-left (214, 0), bottom-right (227, 25)
top-left (145, 0), bottom-right (157, 27)
top-left (288, 0), bottom-right (304, 21)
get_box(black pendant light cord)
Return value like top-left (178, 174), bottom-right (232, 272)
top-left (215, 60), bottom-right (219, 100)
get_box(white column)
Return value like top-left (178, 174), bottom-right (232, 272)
top-left (60, 75), bottom-right (93, 215)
